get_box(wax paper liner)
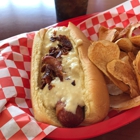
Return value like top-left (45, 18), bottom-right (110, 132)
top-left (0, 0), bottom-right (140, 139)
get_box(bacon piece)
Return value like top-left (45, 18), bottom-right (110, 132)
top-left (42, 56), bottom-right (63, 81)
top-left (50, 35), bottom-right (73, 55)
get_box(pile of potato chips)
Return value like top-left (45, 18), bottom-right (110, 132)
top-left (88, 23), bottom-right (140, 111)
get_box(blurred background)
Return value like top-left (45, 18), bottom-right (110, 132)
top-left (0, 0), bottom-right (127, 40)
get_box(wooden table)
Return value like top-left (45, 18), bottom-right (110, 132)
top-left (1, 0), bottom-right (140, 140)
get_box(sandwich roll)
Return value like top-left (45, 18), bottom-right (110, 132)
top-left (31, 22), bottom-right (109, 127)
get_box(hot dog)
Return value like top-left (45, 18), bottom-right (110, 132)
top-left (30, 22), bottom-right (109, 127)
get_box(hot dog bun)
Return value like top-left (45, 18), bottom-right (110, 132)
top-left (31, 22), bottom-right (109, 127)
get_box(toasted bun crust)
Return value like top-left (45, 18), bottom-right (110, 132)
top-left (31, 22), bottom-right (109, 127)
top-left (68, 23), bottom-right (109, 125)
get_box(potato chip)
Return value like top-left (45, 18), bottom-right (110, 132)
top-left (126, 23), bottom-right (140, 38)
top-left (120, 55), bottom-right (133, 69)
top-left (88, 23), bottom-right (140, 111)
top-left (133, 51), bottom-right (140, 90)
top-left (114, 27), bottom-right (124, 33)
top-left (128, 51), bottom-right (136, 62)
top-left (98, 26), bottom-right (118, 41)
top-left (114, 23), bottom-right (132, 41)
top-left (110, 93), bottom-right (140, 111)
top-left (130, 35), bottom-right (140, 47)
top-left (119, 52), bottom-right (134, 68)
top-left (119, 51), bottom-right (127, 59)
top-left (88, 40), bottom-right (129, 93)
top-left (88, 40), bottom-right (119, 71)
top-left (107, 59), bottom-right (140, 98)
top-left (115, 38), bottom-right (135, 52)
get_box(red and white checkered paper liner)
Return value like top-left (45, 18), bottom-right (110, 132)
top-left (0, 0), bottom-right (140, 139)
top-left (78, 0), bottom-right (140, 40)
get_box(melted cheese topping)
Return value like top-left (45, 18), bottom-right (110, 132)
top-left (41, 27), bottom-right (85, 114)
